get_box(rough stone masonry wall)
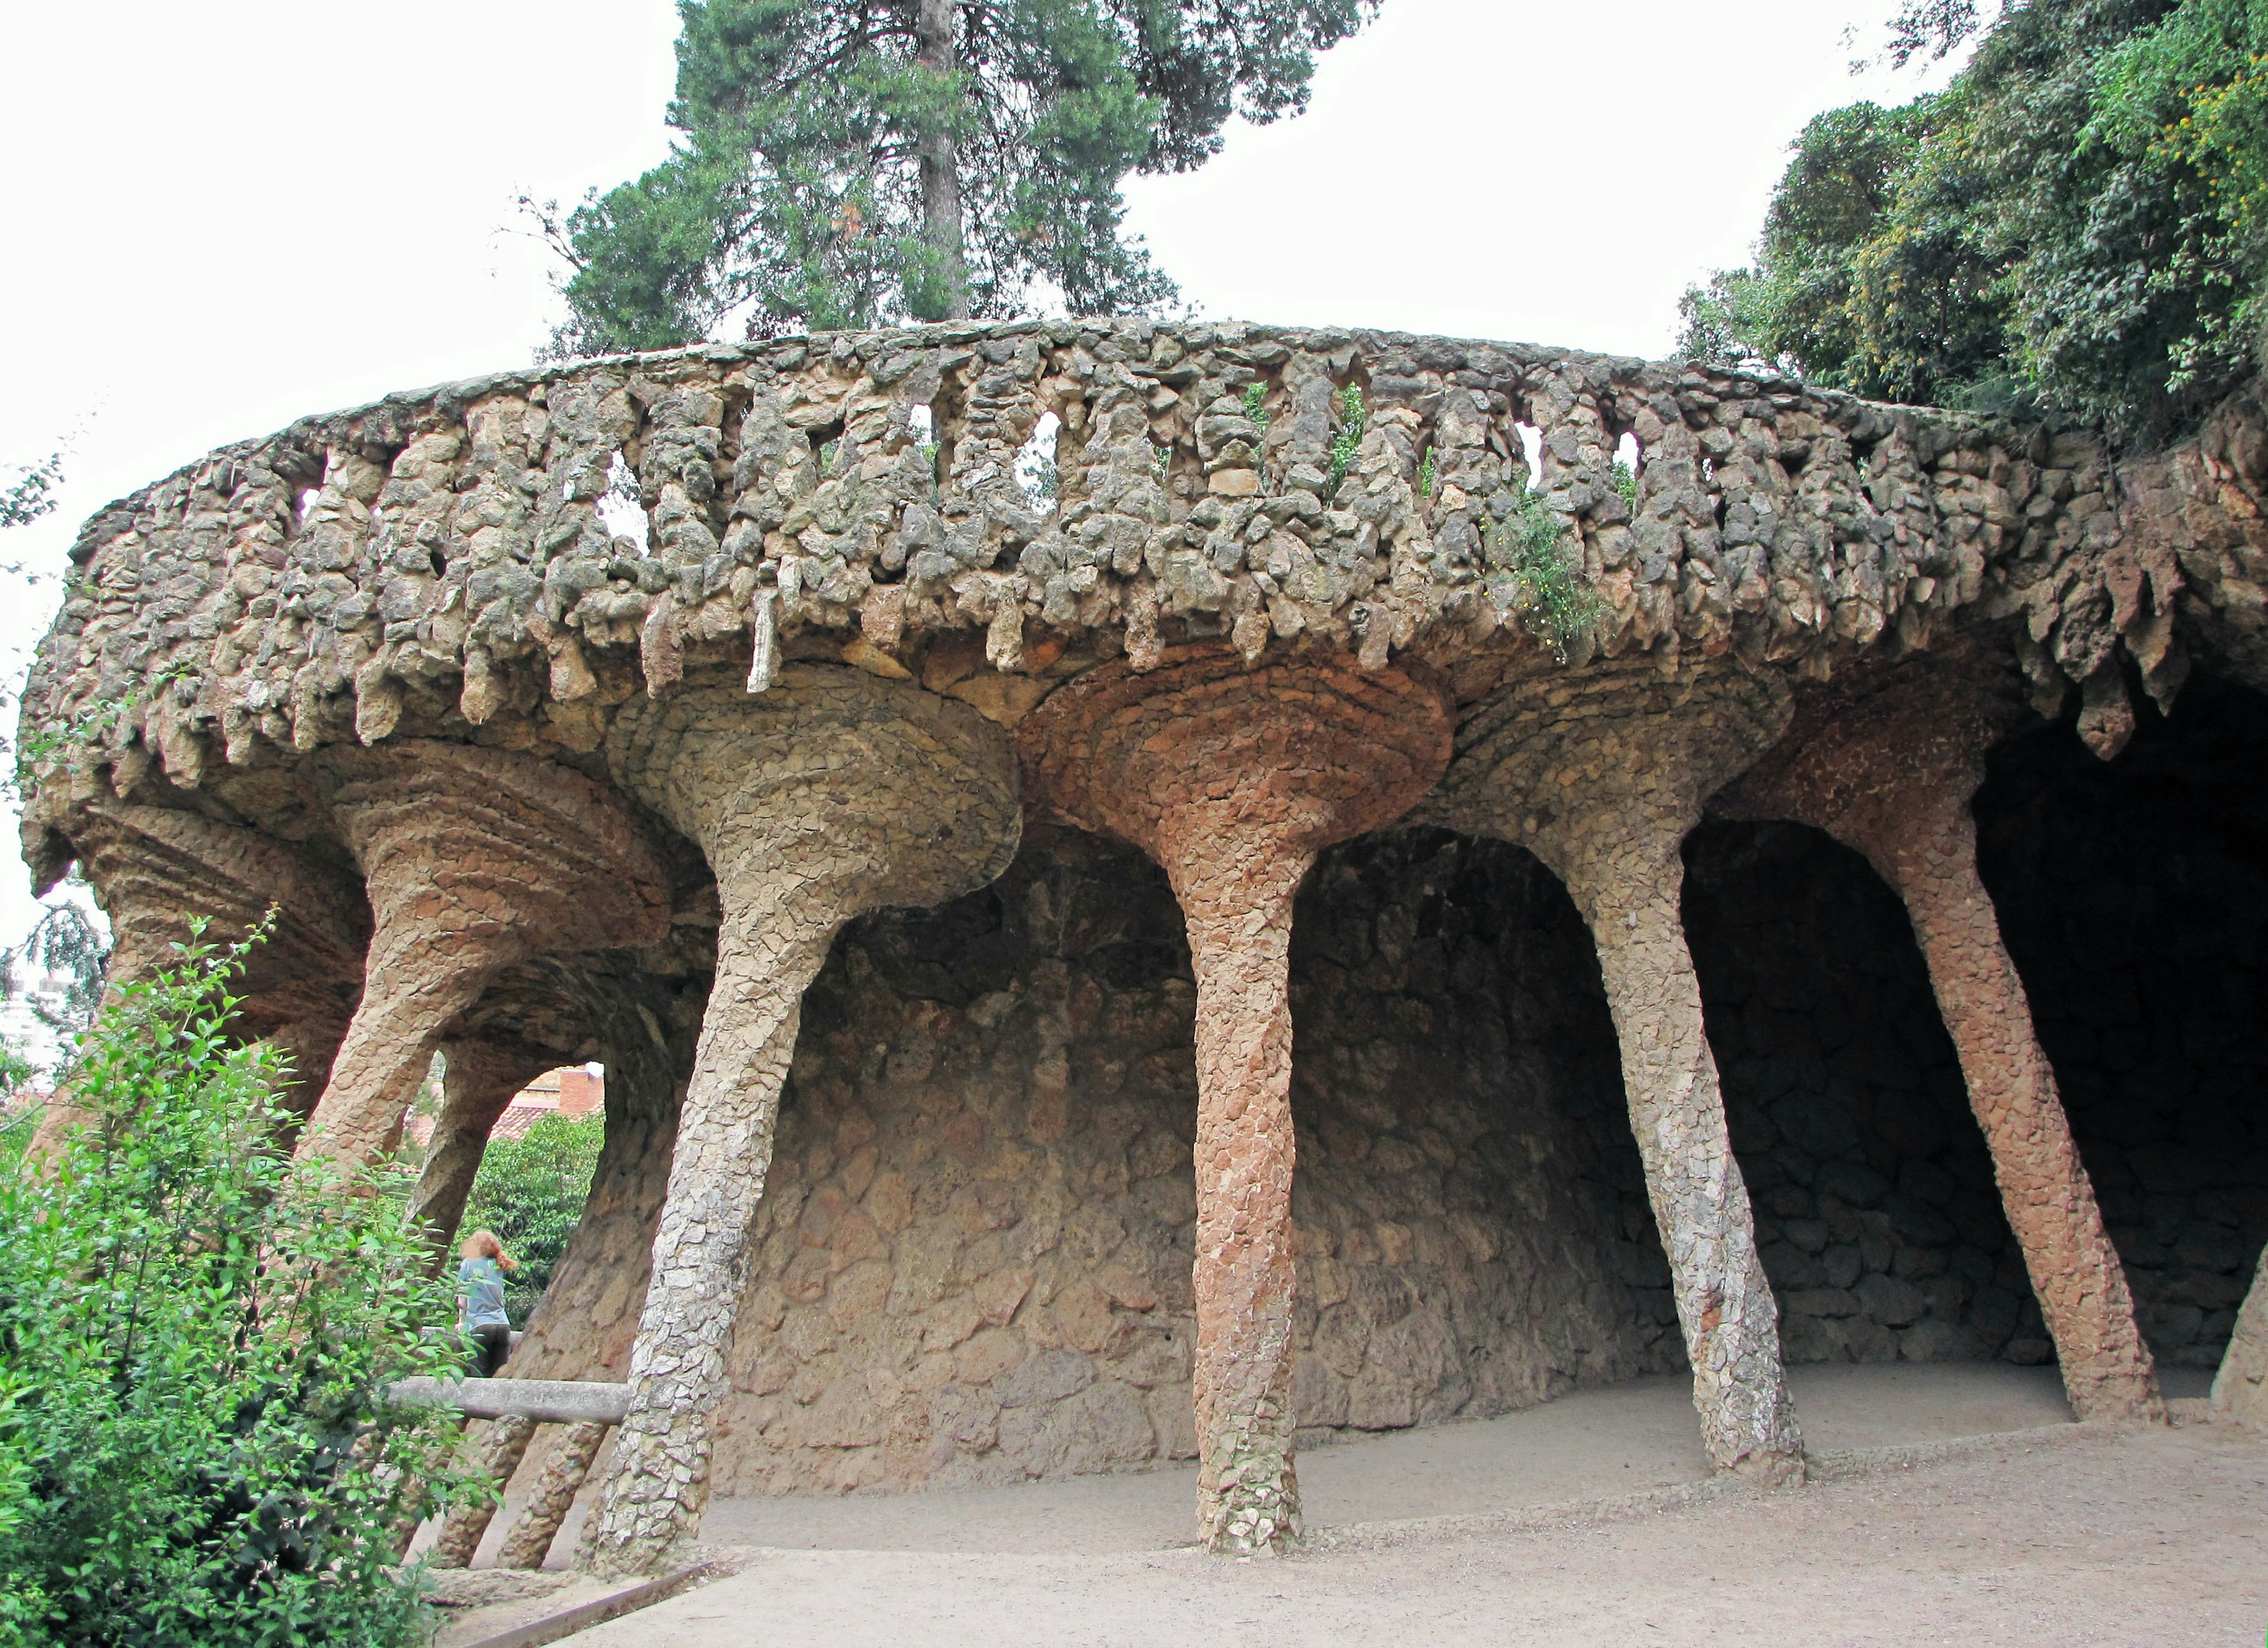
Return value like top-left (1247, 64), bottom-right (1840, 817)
top-left (696, 825), bottom-right (1676, 1500)
top-left (1684, 823), bottom-right (2048, 1367)
top-left (1975, 673), bottom-right (2268, 1370)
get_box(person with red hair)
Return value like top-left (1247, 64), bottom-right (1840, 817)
top-left (457, 1230), bottom-right (518, 1378)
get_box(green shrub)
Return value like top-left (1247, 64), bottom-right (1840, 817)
top-left (458, 1114), bottom-right (604, 1327)
top-left (1328, 385), bottom-right (1367, 493)
top-left (1612, 459), bottom-right (1638, 512)
top-left (1492, 490), bottom-right (1605, 663)
top-left (0, 929), bottom-right (475, 1646)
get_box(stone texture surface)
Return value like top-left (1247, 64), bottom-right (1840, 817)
top-left (1716, 648), bottom-right (2163, 1423)
top-left (1422, 657), bottom-right (1805, 1483)
top-left (1018, 651), bottom-right (1451, 1549)
top-left (432, 1415), bottom-right (536, 1570)
top-left (22, 324), bottom-right (2247, 829)
top-left (2214, 1245), bottom-right (2268, 1425)
top-left (497, 1419), bottom-right (610, 1569)
top-left (1973, 674), bottom-right (2268, 1372)
top-left (1685, 822), bottom-right (2057, 1368)
top-left (692, 824), bottom-right (1677, 1499)
top-left (21, 321), bottom-right (2268, 1578)
top-left (21, 803), bottom-right (368, 1162)
top-left (585, 665), bottom-right (1021, 1576)
top-left (300, 741), bottom-right (671, 1169)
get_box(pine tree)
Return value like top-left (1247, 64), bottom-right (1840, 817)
top-left (533, 0), bottom-right (1378, 354)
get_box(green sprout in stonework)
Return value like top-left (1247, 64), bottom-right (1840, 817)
top-left (1612, 458), bottom-right (1638, 512)
top-left (1241, 383), bottom-right (1270, 430)
top-left (1328, 385), bottom-right (1367, 492)
top-left (1418, 450), bottom-right (1438, 500)
top-left (1493, 488), bottom-right (1605, 665)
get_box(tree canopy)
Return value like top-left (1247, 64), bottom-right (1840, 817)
top-left (1681, 0), bottom-right (2268, 438)
top-left (536, 0), bottom-right (1377, 354)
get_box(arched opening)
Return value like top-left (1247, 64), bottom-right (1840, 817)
top-left (1684, 821), bottom-right (2044, 1368)
top-left (1285, 830), bottom-right (1679, 1439)
top-left (1975, 669), bottom-right (2268, 1382)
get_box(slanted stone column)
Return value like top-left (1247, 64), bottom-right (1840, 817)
top-left (1020, 651), bottom-right (1452, 1552)
top-left (584, 667), bottom-right (1020, 1577)
top-left (300, 744), bottom-right (669, 1170)
top-left (25, 805), bottom-right (367, 1164)
top-left (506, 971), bottom-right (692, 1385)
top-left (2214, 1245), bottom-right (2268, 1426)
top-left (1718, 650), bottom-right (2163, 1424)
top-left (408, 1035), bottom-right (562, 1260)
top-left (497, 1421), bottom-right (610, 1568)
top-left (429, 1415), bottom-right (538, 1569)
top-left (1426, 658), bottom-right (1806, 1483)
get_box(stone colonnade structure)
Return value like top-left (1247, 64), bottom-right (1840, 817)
top-left (18, 320), bottom-right (2268, 1569)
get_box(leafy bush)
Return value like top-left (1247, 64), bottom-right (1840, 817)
top-left (1491, 490), bottom-right (1604, 663)
top-left (1681, 0), bottom-right (2268, 437)
top-left (0, 929), bottom-right (474, 1646)
top-left (1328, 385), bottom-right (1367, 493)
top-left (458, 1115), bottom-right (604, 1327)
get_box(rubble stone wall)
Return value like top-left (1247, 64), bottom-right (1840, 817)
top-left (1684, 822), bottom-right (2049, 1367)
top-left (19, 320), bottom-right (2219, 882)
top-left (698, 826), bottom-right (1679, 1500)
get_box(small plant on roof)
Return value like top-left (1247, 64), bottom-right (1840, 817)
top-left (1493, 488), bottom-right (1606, 664)
top-left (1612, 458), bottom-right (1638, 511)
top-left (1328, 385), bottom-right (1367, 492)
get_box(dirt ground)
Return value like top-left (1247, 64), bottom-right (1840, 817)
top-left (462, 1363), bottom-right (2260, 1648)
top-left (550, 1423), bottom-right (2259, 1647)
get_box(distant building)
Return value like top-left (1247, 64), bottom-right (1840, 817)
top-left (403, 1063), bottom-right (604, 1150)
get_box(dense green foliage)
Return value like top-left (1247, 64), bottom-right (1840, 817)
top-left (1680, 0), bottom-right (2268, 435)
top-left (458, 1114), bottom-right (604, 1326)
top-left (0, 932), bottom-right (472, 1646)
top-left (537, 0), bottom-right (1379, 353)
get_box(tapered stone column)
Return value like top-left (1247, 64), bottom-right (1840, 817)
top-left (2215, 1245), bottom-right (2268, 1426)
top-left (1718, 650), bottom-right (2163, 1423)
top-left (429, 1415), bottom-right (537, 1569)
top-left (1020, 650), bottom-right (1452, 1552)
top-left (584, 667), bottom-right (1021, 1577)
top-left (408, 1035), bottom-right (562, 1259)
top-left (25, 805), bottom-right (368, 1164)
top-left (300, 744), bottom-right (669, 1170)
top-left (498, 1421), bottom-right (610, 1568)
top-left (507, 970), bottom-right (690, 1385)
top-left (1425, 658), bottom-right (1805, 1483)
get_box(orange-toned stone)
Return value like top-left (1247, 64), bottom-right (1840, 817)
top-left (1020, 649), bottom-right (1452, 1552)
top-left (1425, 657), bottom-right (1806, 1484)
top-left (299, 742), bottom-right (670, 1170)
top-left (1718, 646), bottom-right (2165, 1424)
top-left (25, 805), bottom-right (369, 1165)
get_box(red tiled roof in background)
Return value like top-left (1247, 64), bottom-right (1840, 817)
top-left (402, 1064), bottom-right (605, 1152)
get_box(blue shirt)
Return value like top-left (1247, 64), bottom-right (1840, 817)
top-left (458, 1256), bottom-right (510, 1330)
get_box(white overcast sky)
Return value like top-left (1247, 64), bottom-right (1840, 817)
top-left (0, 0), bottom-right (1966, 956)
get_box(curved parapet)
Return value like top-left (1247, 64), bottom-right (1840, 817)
top-left (17, 321), bottom-right (2236, 841)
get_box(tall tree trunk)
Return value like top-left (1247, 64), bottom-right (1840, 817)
top-left (915, 0), bottom-right (970, 319)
